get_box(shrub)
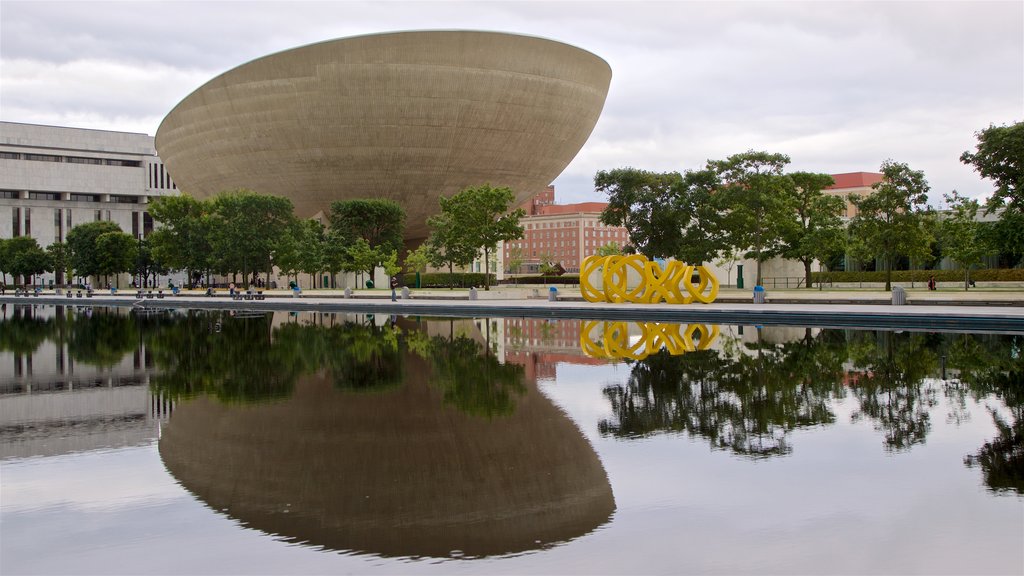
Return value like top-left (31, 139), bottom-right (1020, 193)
top-left (812, 268), bottom-right (1024, 283)
top-left (499, 275), bottom-right (580, 286)
top-left (401, 272), bottom-right (495, 288)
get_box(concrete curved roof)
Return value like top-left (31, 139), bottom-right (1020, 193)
top-left (155, 30), bottom-right (612, 241)
top-left (158, 324), bottom-right (615, 558)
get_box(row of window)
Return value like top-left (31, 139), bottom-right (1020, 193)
top-left (8, 207), bottom-right (153, 241)
top-left (1, 190), bottom-right (142, 203)
top-left (525, 219), bottom-right (608, 229)
top-left (0, 151), bottom-right (143, 168)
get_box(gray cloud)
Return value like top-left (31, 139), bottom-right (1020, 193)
top-left (2, 0), bottom-right (1020, 204)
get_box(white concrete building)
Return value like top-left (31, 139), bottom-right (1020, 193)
top-left (1, 122), bottom-right (179, 286)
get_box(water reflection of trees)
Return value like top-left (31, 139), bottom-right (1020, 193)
top-left (600, 327), bottom-right (847, 458)
top-left (599, 325), bottom-right (1024, 493)
top-left (147, 312), bottom-right (525, 417)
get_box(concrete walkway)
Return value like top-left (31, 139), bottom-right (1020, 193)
top-left (3, 286), bottom-right (1023, 333)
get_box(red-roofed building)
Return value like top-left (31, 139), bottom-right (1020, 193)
top-left (826, 172), bottom-right (884, 218)
top-left (504, 187), bottom-right (629, 274)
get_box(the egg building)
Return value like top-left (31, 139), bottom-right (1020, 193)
top-left (154, 30), bottom-right (612, 244)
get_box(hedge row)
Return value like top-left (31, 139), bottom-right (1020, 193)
top-left (812, 268), bottom-right (1024, 283)
top-left (500, 275), bottom-right (581, 286)
top-left (401, 272), bottom-right (495, 288)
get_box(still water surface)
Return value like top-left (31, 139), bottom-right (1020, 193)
top-left (1, 305), bottom-right (1021, 574)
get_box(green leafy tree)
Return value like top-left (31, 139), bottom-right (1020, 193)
top-left (66, 220), bottom-right (122, 282)
top-left (403, 243), bottom-right (430, 287)
top-left (597, 168), bottom-right (685, 259)
top-left (437, 184), bottom-right (524, 290)
top-left (271, 220), bottom-right (305, 288)
top-left (147, 195), bottom-right (212, 287)
top-left (7, 236), bottom-right (52, 286)
top-left (714, 249), bottom-right (742, 287)
top-left (94, 231), bottom-right (138, 288)
top-left (322, 229), bottom-right (350, 289)
top-left (711, 151), bottom-right (795, 286)
top-left (595, 242), bottom-right (623, 257)
top-left (136, 239), bottom-right (168, 288)
top-left (298, 219), bottom-right (326, 288)
top-left (345, 238), bottom-right (379, 287)
top-left (328, 198), bottom-right (406, 277)
top-left (381, 249), bottom-right (402, 278)
top-left (505, 245), bottom-right (525, 277)
top-left (423, 216), bottom-right (477, 288)
top-left (0, 239), bottom-right (10, 285)
top-left (983, 209), bottom-right (1024, 268)
top-left (848, 160), bottom-right (933, 291)
top-left (960, 121), bottom-right (1024, 215)
top-left (673, 168), bottom-right (728, 265)
top-left (940, 191), bottom-right (994, 290)
top-left (781, 172), bottom-right (846, 289)
top-left (208, 190), bottom-right (295, 288)
top-left (46, 241), bottom-right (72, 286)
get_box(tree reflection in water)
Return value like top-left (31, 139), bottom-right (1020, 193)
top-left (593, 321), bottom-right (1023, 493)
top-left (145, 310), bottom-right (524, 417)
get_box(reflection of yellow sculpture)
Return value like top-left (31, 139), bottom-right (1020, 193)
top-left (580, 321), bottom-right (720, 360)
top-left (579, 255), bottom-right (719, 304)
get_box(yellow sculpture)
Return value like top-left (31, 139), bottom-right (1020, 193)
top-left (579, 255), bottom-right (719, 304)
top-left (580, 321), bottom-right (719, 361)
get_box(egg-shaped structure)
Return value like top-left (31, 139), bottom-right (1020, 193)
top-left (155, 30), bottom-right (611, 241)
top-left (158, 317), bottom-right (615, 558)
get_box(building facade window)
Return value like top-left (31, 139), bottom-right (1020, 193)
top-left (12, 207), bottom-right (21, 236)
top-left (24, 207), bottom-right (31, 236)
top-left (24, 153), bottom-right (62, 162)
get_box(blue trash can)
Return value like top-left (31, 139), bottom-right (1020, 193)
top-left (753, 285), bottom-right (766, 304)
top-left (548, 286), bottom-right (558, 302)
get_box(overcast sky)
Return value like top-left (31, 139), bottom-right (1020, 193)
top-left (2, 0), bottom-right (1021, 205)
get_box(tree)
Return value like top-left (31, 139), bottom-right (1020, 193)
top-left (66, 220), bottom-right (123, 282)
top-left (710, 151), bottom-right (795, 286)
top-left (431, 184), bottom-right (524, 290)
top-left (381, 249), bottom-right (402, 279)
top-left (208, 190), bottom-right (295, 288)
top-left (404, 244), bottom-right (431, 287)
top-left (95, 231), bottom-right (137, 288)
top-left (271, 220), bottom-right (305, 288)
top-left (597, 168), bottom-right (685, 259)
top-left (781, 171), bottom-right (846, 289)
top-left (148, 195), bottom-right (212, 287)
top-left (848, 160), bottom-right (933, 291)
top-left (328, 198), bottom-right (406, 270)
top-left (714, 249), bottom-right (742, 287)
top-left (505, 245), bottom-right (525, 276)
top-left (596, 242), bottom-right (623, 257)
top-left (298, 219), bottom-right (326, 288)
top-left (960, 121), bottom-right (1024, 215)
top-left (0, 239), bottom-right (9, 284)
top-left (6, 236), bottom-right (52, 286)
top-left (940, 191), bottom-right (994, 290)
top-left (673, 168), bottom-right (727, 265)
top-left (322, 229), bottom-right (350, 289)
top-left (423, 213), bottom-right (477, 288)
top-left (983, 209), bottom-right (1024, 268)
top-left (345, 238), bottom-right (378, 287)
top-left (136, 239), bottom-right (168, 289)
top-left (46, 242), bottom-right (71, 286)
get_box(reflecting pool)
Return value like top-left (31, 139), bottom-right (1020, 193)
top-left (1, 304), bottom-right (1022, 574)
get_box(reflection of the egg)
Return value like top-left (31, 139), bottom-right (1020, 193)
top-left (580, 321), bottom-right (719, 360)
top-left (158, 317), bottom-right (615, 559)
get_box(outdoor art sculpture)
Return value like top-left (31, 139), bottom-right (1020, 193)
top-left (579, 255), bottom-right (720, 304)
top-left (580, 321), bottom-right (719, 360)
